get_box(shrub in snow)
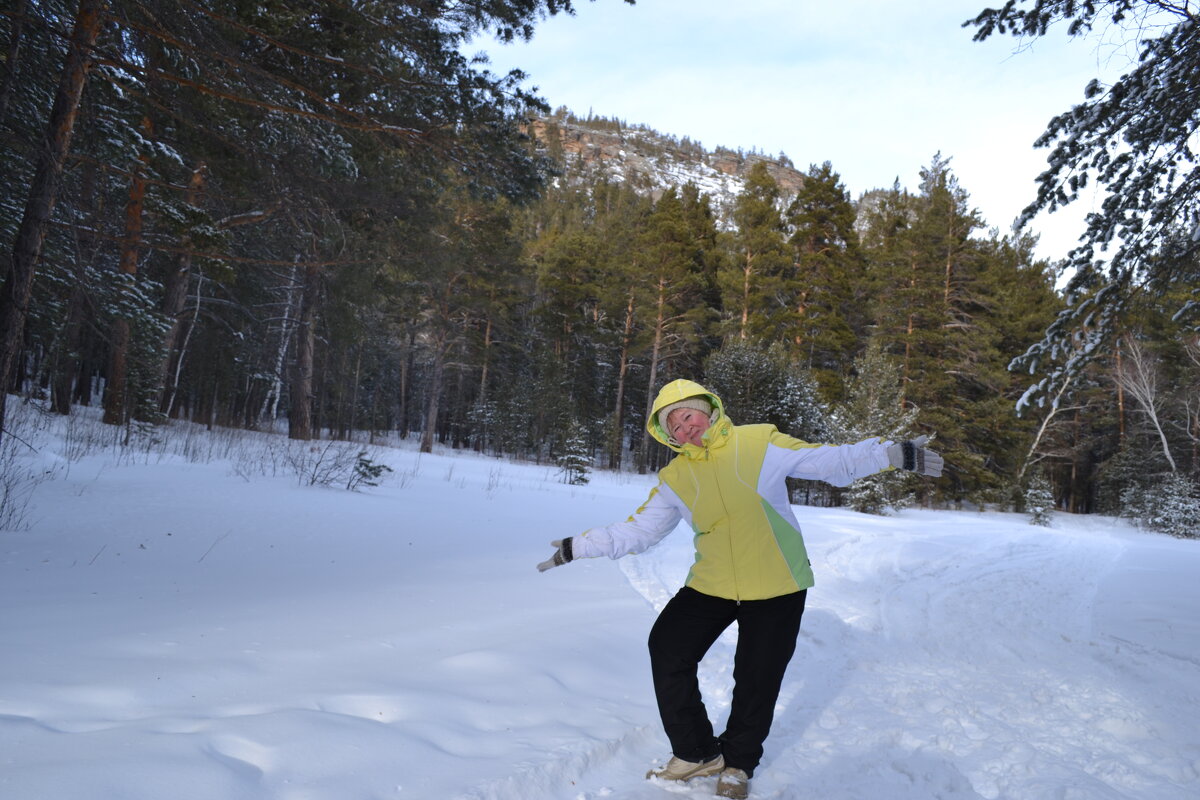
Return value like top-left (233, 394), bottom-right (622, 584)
top-left (286, 440), bottom-right (392, 490)
top-left (1121, 472), bottom-right (1200, 538)
top-left (349, 451), bottom-right (394, 491)
top-left (0, 404), bottom-right (59, 531)
top-left (1024, 471), bottom-right (1055, 527)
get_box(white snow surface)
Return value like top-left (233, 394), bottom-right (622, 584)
top-left (2, 424), bottom-right (1199, 800)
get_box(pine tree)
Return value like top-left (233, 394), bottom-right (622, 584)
top-left (721, 162), bottom-right (790, 340)
top-left (523, 178), bottom-right (650, 467)
top-left (1, 0), bottom-right (591, 440)
top-left (593, 181), bottom-right (653, 469)
top-left (678, 182), bottom-right (723, 363)
top-left (968, 2), bottom-right (1200, 409)
top-left (861, 156), bottom-right (1052, 506)
top-left (953, 230), bottom-right (1063, 505)
top-left (785, 161), bottom-right (867, 400)
top-left (635, 187), bottom-right (713, 471)
top-left (0, 0), bottom-right (104, 437)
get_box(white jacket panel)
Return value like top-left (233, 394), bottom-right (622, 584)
top-left (572, 482), bottom-right (685, 560)
top-left (759, 435), bottom-right (893, 491)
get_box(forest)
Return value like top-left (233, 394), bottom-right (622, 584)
top-left (2, 1), bottom-right (1198, 535)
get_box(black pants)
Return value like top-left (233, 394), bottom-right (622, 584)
top-left (648, 586), bottom-right (807, 777)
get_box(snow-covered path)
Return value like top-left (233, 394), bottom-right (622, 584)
top-left (1, 434), bottom-right (1197, 799)
top-left (609, 507), bottom-right (1200, 800)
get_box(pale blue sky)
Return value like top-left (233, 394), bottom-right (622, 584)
top-left (471, 0), bottom-right (1141, 263)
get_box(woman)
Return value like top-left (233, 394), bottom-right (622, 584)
top-left (538, 378), bottom-right (942, 799)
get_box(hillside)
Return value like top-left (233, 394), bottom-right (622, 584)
top-left (530, 112), bottom-right (807, 224)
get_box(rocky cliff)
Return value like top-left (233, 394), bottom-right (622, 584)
top-left (529, 115), bottom-right (806, 226)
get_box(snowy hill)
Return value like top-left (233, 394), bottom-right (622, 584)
top-left (531, 115), bottom-right (807, 226)
top-left (1, 410), bottom-right (1198, 799)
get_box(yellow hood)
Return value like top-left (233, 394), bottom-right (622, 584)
top-left (646, 379), bottom-right (727, 452)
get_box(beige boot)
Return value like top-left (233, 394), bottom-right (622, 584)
top-left (645, 754), bottom-right (725, 782)
top-left (716, 767), bottom-right (750, 799)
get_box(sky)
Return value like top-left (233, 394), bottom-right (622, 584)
top-left (469, 0), bottom-right (1147, 264)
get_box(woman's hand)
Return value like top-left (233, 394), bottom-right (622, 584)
top-left (887, 435), bottom-right (944, 477)
top-left (536, 538), bottom-right (573, 572)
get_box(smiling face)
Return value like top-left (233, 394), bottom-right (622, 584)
top-left (666, 406), bottom-right (712, 447)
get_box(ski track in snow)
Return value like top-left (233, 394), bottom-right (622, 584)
top-left (487, 508), bottom-right (1198, 800)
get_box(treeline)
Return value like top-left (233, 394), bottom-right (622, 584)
top-left (516, 155), bottom-right (1065, 503)
top-left (3, 3), bottom-right (1198, 529)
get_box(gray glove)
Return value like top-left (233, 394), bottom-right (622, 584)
top-left (887, 435), bottom-right (944, 477)
top-left (536, 538), bottom-right (573, 572)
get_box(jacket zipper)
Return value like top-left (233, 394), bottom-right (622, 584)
top-left (706, 436), bottom-right (741, 602)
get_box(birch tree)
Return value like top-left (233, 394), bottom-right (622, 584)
top-left (1114, 333), bottom-right (1177, 472)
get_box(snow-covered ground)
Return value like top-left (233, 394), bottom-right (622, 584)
top-left (1, 414), bottom-right (1198, 799)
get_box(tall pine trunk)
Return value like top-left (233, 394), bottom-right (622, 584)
top-left (51, 289), bottom-right (87, 415)
top-left (0, 0), bottom-right (104, 439)
top-left (478, 317), bottom-right (492, 403)
top-left (474, 316), bottom-right (493, 453)
top-left (399, 327), bottom-right (415, 438)
top-left (347, 345), bottom-right (363, 439)
top-left (902, 253), bottom-right (917, 408)
top-left (740, 250), bottom-right (753, 339)
top-left (103, 122), bottom-right (150, 426)
top-left (1115, 336), bottom-right (1126, 443)
top-left (420, 336), bottom-right (447, 454)
top-left (608, 291), bottom-right (635, 470)
top-left (52, 161), bottom-right (101, 415)
top-left (638, 280), bottom-right (667, 473)
top-left (289, 257), bottom-right (321, 440)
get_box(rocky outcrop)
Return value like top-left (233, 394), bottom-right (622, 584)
top-left (528, 116), bottom-right (806, 223)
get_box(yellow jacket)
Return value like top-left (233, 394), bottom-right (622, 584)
top-left (573, 379), bottom-right (893, 601)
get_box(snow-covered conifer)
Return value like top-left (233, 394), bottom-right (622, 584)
top-left (1141, 474), bottom-right (1200, 539)
top-left (1025, 471), bottom-right (1055, 527)
top-left (557, 427), bottom-right (592, 486)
